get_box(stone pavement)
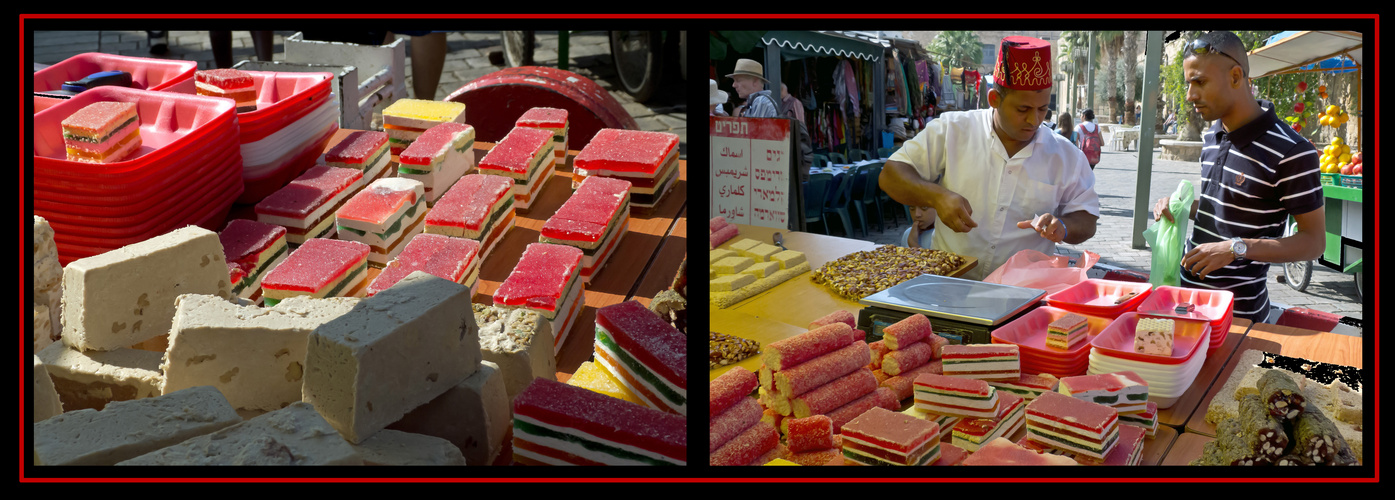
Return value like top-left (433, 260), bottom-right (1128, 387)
top-left (31, 30), bottom-right (687, 158)
top-left (840, 143), bottom-right (1363, 324)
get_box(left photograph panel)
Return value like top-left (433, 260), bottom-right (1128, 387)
top-left (25, 27), bottom-right (690, 470)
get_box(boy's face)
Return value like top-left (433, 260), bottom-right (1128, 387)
top-left (911, 206), bottom-right (934, 230)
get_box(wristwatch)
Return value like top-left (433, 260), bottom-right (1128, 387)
top-left (1229, 237), bottom-right (1248, 259)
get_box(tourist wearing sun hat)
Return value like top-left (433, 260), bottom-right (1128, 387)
top-left (879, 36), bottom-right (1101, 281)
top-left (727, 58), bottom-right (777, 119)
top-left (710, 79), bottom-right (729, 116)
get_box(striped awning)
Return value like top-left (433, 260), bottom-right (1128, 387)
top-left (761, 31), bottom-right (883, 62)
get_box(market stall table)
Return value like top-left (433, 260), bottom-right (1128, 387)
top-left (228, 128), bottom-right (688, 377)
top-left (708, 309), bottom-right (811, 382)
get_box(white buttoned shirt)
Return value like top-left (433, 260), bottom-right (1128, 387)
top-left (889, 109), bottom-right (1101, 281)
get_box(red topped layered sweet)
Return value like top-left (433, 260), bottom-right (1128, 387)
top-left (195, 68), bottom-right (257, 112)
top-left (1024, 390), bottom-right (1120, 460)
top-left (572, 128), bottom-right (679, 208)
top-left (840, 406), bottom-right (941, 466)
top-left (61, 101), bottom-right (142, 164)
top-left (512, 377), bottom-right (685, 465)
top-left (259, 237), bottom-right (370, 306)
top-left (397, 122), bottom-right (476, 204)
top-left (516, 107), bottom-right (568, 161)
top-left (423, 174), bottom-right (515, 263)
top-left (335, 178), bottom-right (427, 267)
top-left (478, 126), bottom-right (555, 211)
top-left (323, 130), bottom-right (392, 184)
top-left (366, 233), bottom-right (480, 298)
top-left (912, 372), bottom-right (1000, 419)
top-left (254, 165), bottom-right (365, 244)
top-left (219, 219), bottom-right (289, 305)
top-left (540, 176), bottom-right (631, 283)
top-left (494, 243), bottom-right (584, 355)
top-left (593, 300), bottom-right (686, 416)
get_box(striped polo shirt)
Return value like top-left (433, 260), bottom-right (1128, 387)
top-left (1183, 102), bottom-right (1324, 323)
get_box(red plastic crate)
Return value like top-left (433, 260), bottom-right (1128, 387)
top-left (1045, 279), bottom-right (1154, 319)
top-left (52, 175), bottom-right (243, 265)
top-left (33, 86), bottom-right (239, 180)
top-left (35, 156), bottom-right (241, 234)
top-left (232, 71), bottom-right (334, 144)
top-left (33, 136), bottom-right (241, 204)
top-left (34, 53), bottom-right (198, 94)
top-left (237, 121), bottom-right (339, 204)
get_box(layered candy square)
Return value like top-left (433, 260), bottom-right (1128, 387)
top-left (960, 437), bottom-right (1079, 466)
top-left (1047, 312), bottom-right (1090, 350)
top-left (540, 176), bottom-right (631, 283)
top-left (259, 237), bottom-right (370, 306)
top-left (573, 128), bottom-right (679, 209)
top-left (951, 392), bottom-right (1026, 452)
top-left (423, 174), bottom-right (515, 263)
top-left (593, 300), bottom-right (687, 416)
top-left (494, 243), bottom-right (585, 355)
top-left (1024, 390), bottom-right (1120, 460)
top-left (1058, 371), bottom-right (1150, 414)
top-left (61, 101), bottom-right (142, 164)
top-left (195, 68), bottom-right (257, 112)
top-left (1117, 401), bottom-right (1159, 437)
top-left (366, 233), bottom-right (481, 298)
top-left (218, 219), bottom-right (289, 305)
top-left (512, 378), bottom-right (685, 466)
top-left (323, 130), bottom-right (392, 184)
top-left (941, 344), bottom-right (1020, 381)
top-left (516, 107), bottom-right (568, 161)
top-left (840, 407), bottom-right (941, 466)
top-left (478, 126), bottom-right (555, 211)
top-left (913, 373), bottom-right (1000, 419)
top-left (382, 98), bottom-right (467, 155)
top-left (255, 165), bottom-right (365, 244)
top-left (397, 122), bottom-right (477, 204)
top-left (988, 372), bottom-right (1060, 400)
top-left (335, 178), bottom-right (428, 267)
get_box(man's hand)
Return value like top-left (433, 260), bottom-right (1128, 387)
top-left (1016, 213), bottom-right (1067, 243)
top-left (934, 191), bottom-right (978, 233)
top-left (1182, 241), bottom-right (1237, 280)
top-left (1153, 196), bottom-right (1174, 223)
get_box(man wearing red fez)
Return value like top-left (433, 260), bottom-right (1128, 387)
top-left (881, 36), bottom-right (1100, 280)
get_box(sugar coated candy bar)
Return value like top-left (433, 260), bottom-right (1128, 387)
top-left (883, 313), bottom-right (933, 351)
top-left (786, 415), bottom-right (835, 453)
top-left (809, 309), bottom-right (856, 330)
top-left (762, 322), bottom-right (855, 372)
top-left (790, 368), bottom-right (877, 419)
top-left (513, 377), bottom-right (685, 466)
top-left (827, 387), bottom-right (899, 433)
top-left (710, 396), bottom-right (762, 453)
top-left (881, 340), bottom-right (935, 376)
top-left (710, 420), bottom-right (777, 466)
top-left (772, 340), bottom-right (871, 397)
top-left (710, 366), bottom-right (758, 418)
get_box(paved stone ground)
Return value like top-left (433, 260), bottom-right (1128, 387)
top-left (32, 30), bottom-right (687, 158)
top-left (842, 144), bottom-right (1363, 324)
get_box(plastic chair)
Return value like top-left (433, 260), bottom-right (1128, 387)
top-left (875, 161), bottom-right (910, 227)
top-left (877, 147), bottom-right (897, 159)
top-left (822, 168), bottom-right (856, 238)
top-left (803, 173), bottom-right (832, 235)
top-left (828, 152), bottom-right (849, 166)
top-left (812, 153), bottom-right (829, 171)
top-left (851, 162), bottom-right (885, 234)
top-left (847, 164), bottom-right (868, 237)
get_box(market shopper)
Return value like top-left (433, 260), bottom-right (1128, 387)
top-left (1153, 30), bottom-right (1325, 323)
top-left (1056, 112), bottom-right (1075, 142)
top-left (727, 58), bottom-right (778, 119)
top-left (1076, 108), bottom-right (1103, 169)
top-left (709, 79), bottom-right (729, 116)
top-left (881, 36), bottom-right (1100, 281)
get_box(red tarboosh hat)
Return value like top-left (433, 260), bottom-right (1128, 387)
top-left (993, 36), bottom-right (1052, 91)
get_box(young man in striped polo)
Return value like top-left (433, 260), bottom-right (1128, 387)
top-left (1153, 31), bottom-right (1326, 323)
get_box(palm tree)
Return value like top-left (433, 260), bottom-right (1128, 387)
top-left (1097, 31), bottom-right (1123, 123)
top-left (1123, 31), bottom-right (1139, 127)
top-left (1058, 31), bottom-right (1092, 113)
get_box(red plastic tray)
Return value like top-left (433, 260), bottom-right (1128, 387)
top-left (1045, 279), bottom-right (1154, 319)
top-left (233, 71), bottom-right (334, 144)
top-left (34, 95), bottom-right (64, 113)
top-left (34, 53), bottom-right (198, 94)
top-left (52, 174), bottom-right (243, 265)
top-left (33, 86), bottom-right (238, 178)
top-left (34, 136), bottom-right (241, 203)
top-left (38, 161), bottom-right (241, 238)
top-left (31, 121), bottom-right (237, 190)
top-left (992, 306), bottom-right (1112, 361)
top-left (1135, 285), bottom-right (1235, 331)
top-left (1090, 312), bottom-right (1209, 365)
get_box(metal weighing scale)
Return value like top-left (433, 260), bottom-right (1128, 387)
top-left (857, 274), bottom-right (1046, 345)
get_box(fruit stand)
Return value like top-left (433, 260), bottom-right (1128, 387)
top-left (1246, 31), bottom-right (1365, 297)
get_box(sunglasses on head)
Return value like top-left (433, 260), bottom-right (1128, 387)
top-left (1187, 38), bottom-right (1246, 76)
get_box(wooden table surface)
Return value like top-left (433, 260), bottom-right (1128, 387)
top-left (1155, 318), bottom-right (1252, 428)
top-left (228, 129), bottom-right (688, 377)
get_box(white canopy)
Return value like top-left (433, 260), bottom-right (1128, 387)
top-left (1247, 31), bottom-right (1362, 79)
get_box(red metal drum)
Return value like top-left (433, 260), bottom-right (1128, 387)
top-left (444, 66), bottom-right (638, 151)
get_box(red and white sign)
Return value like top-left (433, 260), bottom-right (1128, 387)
top-left (711, 116), bottom-right (792, 229)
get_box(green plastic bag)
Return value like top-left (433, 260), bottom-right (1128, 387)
top-left (1142, 180), bottom-right (1195, 287)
